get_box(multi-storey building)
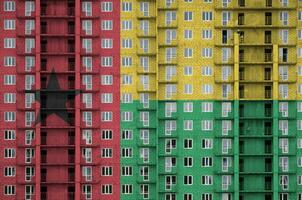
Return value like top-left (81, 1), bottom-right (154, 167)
top-left (2, 0), bottom-right (302, 200)
top-left (120, 0), bottom-right (302, 200)
top-left (0, 0), bottom-right (120, 199)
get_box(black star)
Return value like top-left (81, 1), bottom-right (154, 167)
top-left (32, 69), bottom-right (81, 125)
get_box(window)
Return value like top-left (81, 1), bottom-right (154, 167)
top-left (4, 130), bottom-right (15, 140)
top-left (279, 84), bottom-right (288, 99)
top-left (122, 2), bottom-right (132, 12)
top-left (184, 139), bottom-right (193, 149)
top-left (184, 84), bottom-right (193, 94)
top-left (4, 112), bottom-right (16, 122)
top-left (140, 148), bottom-right (149, 163)
top-left (184, 176), bottom-right (193, 185)
top-left (201, 120), bottom-right (213, 130)
top-left (101, 93), bottom-right (113, 103)
top-left (4, 185), bottom-right (15, 195)
top-left (222, 11), bottom-right (231, 25)
top-left (201, 157), bottom-right (213, 167)
top-left (122, 57), bottom-right (132, 67)
top-left (121, 130), bottom-right (133, 140)
top-left (82, 39), bottom-right (92, 53)
top-left (201, 194), bottom-right (213, 200)
top-left (101, 75), bottom-right (113, 85)
top-left (184, 102), bottom-right (193, 112)
top-left (140, 2), bottom-right (149, 17)
top-left (121, 93), bottom-right (133, 103)
top-left (122, 75), bottom-right (132, 85)
top-left (82, 57), bottom-right (92, 71)
top-left (25, 111), bottom-right (35, 127)
top-left (82, 75), bottom-right (92, 90)
top-left (25, 166), bottom-right (35, 181)
top-left (222, 139), bottom-right (232, 154)
top-left (101, 2), bottom-right (113, 12)
top-left (82, 20), bottom-right (92, 35)
top-left (201, 66), bottom-right (213, 76)
top-left (4, 1), bottom-right (15, 11)
top-left (121, 111), bottom-right (133, 122)
top-left (298, 175), bottom-right (302, 185)
top-left (298, 157), bottom-right (302, 167)
top-left (201, 139), bottom-right (213, 149)
top-left (101, 184), bottom-right (112, 194)
top-left (222, 175), bottom-right (232, 190)
top-left (140, 130), bottom-right (149, 145)
top-left (184, 11), bottom-right (193, 21)
top-left (280, 11), bottom-right (288, 26)
top-left (25, 20), bottom-right (35, 35)
top-left (101, 38), bottom-right (113, 48)
top-left (4, 20), bottom-right (15, 30)
top-left (201, 175), bottom-right (213, 185)
top-left (4, 93), bottom-right (16, 103)
top-left (184, 66), bottom-right (193, 76)
top-left (4, 56), bottom-right (16, 67)
top-left (202, 11), bottom-right (213, 21)
top-left (101, 20), bottom-right (113, 30)
top-left (82, 166), bottom-right (92, 181)
top-left (101, 129), bottom-right (113, 140)
top-left (25, 1), bottom-right (35, 16)
top-left (202, 48), bottom-right (213, 58)
top-left (122, 39), bottom-right (132, 49)
top-left (122, 20), bottom-right (132, 30)
top-left (184, 157), bottom-right (193, 167)
top-left (184, 29), bottom-right (193, 39)
top-left (222, 48), bottom-right (231, 62)
top-left (202, 84), bottom-right (213, 94)
top-left (279, 175), bottom-right (289, 190)
top-left (4, 38), bottom-right (16, 48)
top-left (82, 130), bottom-right (92, 144)
top-left (101, 57), bottom-right (113, 67)
top-left (165, 47), bottom-right (177, 62)
top-left (184, 48), bottom-right (193, 58)
top-left (184, 120), bottom-right (193, 130)
top-left (25, 56), bottom-right (35, 71)
top-left (121, 166), bottom-right (132, 176)
top-left (4, 166), bottom-right (15, 177)
top-left (140, 111), bottom-right (149, 126)
top-left (202, 29), bottom-right (212, 39)
top-left (121, 184), bottom-right (132, 194)
top-left (4, 148), bottom-right (16, 158)
top-left (279, 30), bottom-right (288, 44)
top-left (82, 2), bottom-right (92, 16)
top-left (101, 111), bottom-right (112, 121)
top-left (140, 20), bottom-right (149, 35)
top-left (298, 102), bottom-right (302, 112)
top-left (101, 148), bottom-right (113, 158)
top-left (25, 130), bottom-right (34, 145)
top-left (201, 102), bottom-right (213, 112)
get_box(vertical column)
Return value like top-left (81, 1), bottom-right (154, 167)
top-left (35, 0), bottom-right (41, 199)
top-left (75, 0), bottom-right (81, 199)
top-left (233, 32), bottom-right (239, 200)
top-left (272, 44), bottom-right (279, 200)
top-left (155, 1), bottom-right (159, 200)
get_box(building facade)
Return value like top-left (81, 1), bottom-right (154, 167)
top-left (1, 0), bottom-right (302, 200)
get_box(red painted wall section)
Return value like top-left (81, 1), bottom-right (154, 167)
top-left (0, 0), bottom-right (120, 199)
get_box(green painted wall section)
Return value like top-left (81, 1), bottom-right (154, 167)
top-left (120, 100), bottom-right (302, 200)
